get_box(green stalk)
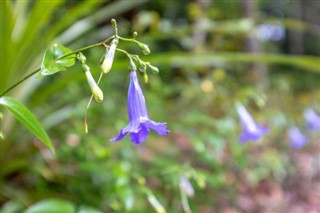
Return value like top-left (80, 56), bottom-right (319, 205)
top-left (0, 36), bottom-right (115, 97)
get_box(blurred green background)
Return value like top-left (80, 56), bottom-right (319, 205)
top-left (1, 0), bottom-right (319, 212)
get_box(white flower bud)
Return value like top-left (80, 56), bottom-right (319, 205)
top-left (101, 39), bottom-right (118, 74)
top-left (85, 70), bottom-right (103, 102)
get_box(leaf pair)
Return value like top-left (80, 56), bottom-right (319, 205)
top-left (40, 44), bottom-right (75, 76)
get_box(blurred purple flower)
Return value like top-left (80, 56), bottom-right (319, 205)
top-left (236, 104), bottom-right (268, 143)
top-left (110, 71), bottom-right (169, 144)
top-left (288, 127), bottom-right (308, 148)
top-left (180, 176), bottom-right (194, 197)
top-left (304, 108), bottom-right (320, 131)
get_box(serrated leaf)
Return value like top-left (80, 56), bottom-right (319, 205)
top-left (0, 96), bottom-right (55, 155)
top-left (40, 44), bottom-right (75, 76)
top-left (23, 199), bottom-right (74, 213)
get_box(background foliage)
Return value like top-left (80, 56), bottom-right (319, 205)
top-left (1, 0), bottom-right (319, 212)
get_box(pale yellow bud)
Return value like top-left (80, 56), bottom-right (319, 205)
top-left (147, 195), bottom-right (166, 213)
top-left (143, 72), bottom-right (148, 83)
top-left (85, 70), bottom-right (103, 102)
top-left (196, 177), bottom-right (206, 189)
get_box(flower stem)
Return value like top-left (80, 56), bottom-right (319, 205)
top-left (118, 35), bottom-right (135, 42)
top-left (0, 68), bottom-right (42, 97)
top-left (0, 36), bottom-right (115, 97)
top-left (84, 71), bottom-right (104, 134)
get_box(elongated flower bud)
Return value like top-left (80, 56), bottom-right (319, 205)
top-left (147, 194), bottom-right (166, 213)
top-left (101, 38), bottom-right (118, 74)
top-left (147, 64), bottom-right (159, 73)
top-left (84, 68), bottom-right (103, 102)
top-left (143, 72), bottom-right (148, 83)
top-left (138, 42), bottom-right (150, 55)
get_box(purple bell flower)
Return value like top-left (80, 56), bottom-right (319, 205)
top-left (287, 127), bottom-right (308, 148)
top-left (236, 104), bottom-right (268, 143)
top-left (304, 108), bottom-right (320, 131)
top-left (110, 70), bottom-right (169, 144)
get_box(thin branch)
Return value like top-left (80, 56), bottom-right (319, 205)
top-left (0, 36), bottom-right (115, 97)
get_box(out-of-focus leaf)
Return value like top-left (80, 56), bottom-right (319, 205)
top-left (147, 52), bottom-right (320, 73)
top-left (0, 0), bottom-right (15, 93)
top-left (0, 96), bottom-right (55, 155)
top-left (119, 188), bottom-right (135, 211)
top-left (23, 199), bottom-right (74, 213)
top-left (40, 44), bottom-right (75, 76)
top-left (78, 206), bottom-right (103, 213)
top-left (1, 200), bottom-right (25, 213)
top-left (57, 0), bottom-right (148, 43)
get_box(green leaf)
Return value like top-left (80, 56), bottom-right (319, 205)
top-left (40, 50), bottom-right (66, 76)
top-left (23, 199), bottom-right (74, 213)
top-left (40, 44), bottom-right (75, 76)
top-left (1, 199), bottom-right (25, 213)
top-left (51, 44), bottom-right (75, 67)
top-left (147, 52), bottom-right (320, 74)
top-left (0, 96), bottom-right (55, 155)
top-left (78, 206), bottom-right (103, 213)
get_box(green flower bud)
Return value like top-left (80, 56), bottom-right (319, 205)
top-left (133, 31), bottom-right (138, 39)
top-left (111, 19), bottom-right (117, 32)
top-left (138, 42), bottom-right (151, 55)
top-left (138, 60), bottom-right (147, 73)
top-left (85, 69), bottom-right (103, 102)
top-left (147, 64), bottom-right (159, 73)
top-left (101, 38), bottom-right (118, 74)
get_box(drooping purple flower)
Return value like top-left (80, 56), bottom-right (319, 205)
top-left (180, 176), bottom-right (194, 197)
top-left (287, 127), bottom-right (308, 148)
top-left (110, 70), bottom-right (169, 144)
top-left (304, 108), bottom-right (320, 131)
top-left (236, 104), bottom-right (268, 143)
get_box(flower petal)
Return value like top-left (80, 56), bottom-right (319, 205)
top-left (288, 127), bottom-right (308, 148)
top-left (239, 125), bottom-right (268, 143)
top-left (110, 129), bottom-right (128, 142)
top-left (127, 71), bottom-right (149, 121)
top-left (304, 108), bottom-right (320, 131)
top-left (239, 132), bottom-right (251, 143)
top-left (130, 125), bottom-right (150, 144)
top-left (143, 120), bottom-right (170, 135)
top-left (109, 121), bottom-right (142, 142)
